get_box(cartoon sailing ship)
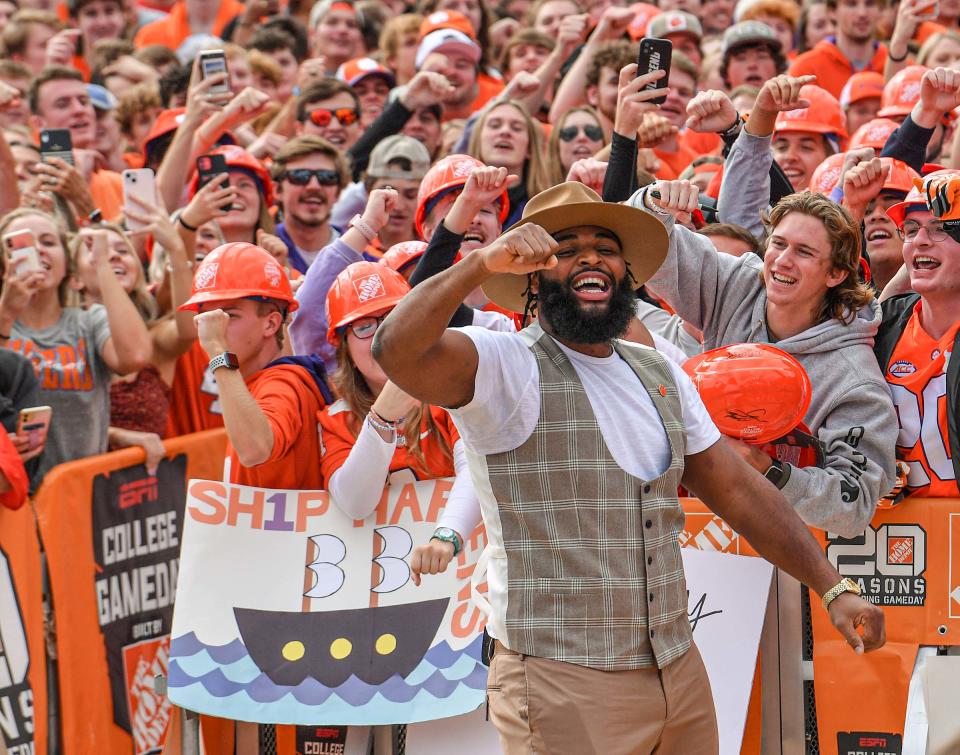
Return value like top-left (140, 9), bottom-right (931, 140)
top-left (234, 527), bottom-right (449, 688)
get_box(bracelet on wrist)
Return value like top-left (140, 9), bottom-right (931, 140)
top-left (370, 407), bottom-right (403, 427)
top-left (888, 47), bottom-right (908, 62)
top-left (720, 112), bottom-right (742, 138)
top-left (178, 214), bottom-right (198, 232)
top-left (367, 411), bottom-right (399, 439)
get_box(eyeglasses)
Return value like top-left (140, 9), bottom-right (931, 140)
top-left (280, 168), bottom-right (340, 186)
top-left (308, 107), bottom-right (361, 127)
top-left (348, 314), bottom-right (388, 339)
top-left (898, 219), bottom-right (950, 242)
top-left (558, 124), bottom-right (604, 142)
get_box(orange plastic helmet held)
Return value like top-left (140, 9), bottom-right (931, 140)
top-left (179, 242), bottom-right (298, 312)
top-left (877, 65), bottom-right (927, 119)
top-left (887, 168), bottom-right (960, 226)
top-left (188, 144), bottom-right (274, 206)
top-left (808, 152), bottom-right (846, 195)
top-left (682, 343), bottom-right (812, 445)
top-left (325, 261), bottom-right (410, 346)
top-left (774, 85), bottom-right (849, 142)
top-left (849, 117), bottom-right (899, 151)
top-left (414, 154), bottom-right (509, 238)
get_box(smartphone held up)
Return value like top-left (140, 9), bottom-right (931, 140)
top-left (637, 37), bottom-right (672, 106)
top-left (3, 229), bottom-right (41, 275)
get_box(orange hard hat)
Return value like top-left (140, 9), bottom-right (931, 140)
top-left (774, 85), bottom-right (849, 142)
top-left (627, 3), bottom-right (662, 40)
top-left (849, 117), bottom-right (899, 151)
top-left (880, 157), bottom-right (921, 195)
top-left (381, 240), bottom-right (429, 274)
top-left (325, 261), bottom-right (410, 345)
top-left (886, 168), bottom-right (960, 226)
top-left (415, 154), bottom-right (509, 238)
top-left (808, 152), bottom-right (846, 195)
top-left (760, 422), bottom-right (824, 469)
top-left (839, 71), bottom-right (884, 109)
top-left (682, 343), bottom-right (812, 445)
top-left (179, 242), bottom-right (298, 312)
top-left (877, 65), bottom-right (927, 119)
top-left (188, 145), bottom-right (274, 207)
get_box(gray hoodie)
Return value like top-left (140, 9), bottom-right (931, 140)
top-left (628, 188), bottom-right (897, 537)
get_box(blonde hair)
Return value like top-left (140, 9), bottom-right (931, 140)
top-left (378, 13), bottom-right (422, 60)
top-left (546, 106), bottom-right (607, 186)
top-left (67, 223), bottom-right (158, 322)
top-left (0, 209), bottom-right (72, 305)
top-left (918, 31), bottom-right (960, 67)
top-left (468, 100), bottom-right (551, 200)
top-left (763, 192), bottom-right (873, 324)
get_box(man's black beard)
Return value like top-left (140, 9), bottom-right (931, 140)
top-left (537, 272), bottom-right (636, 345)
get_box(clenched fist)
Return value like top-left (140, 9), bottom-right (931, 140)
top-left (478, 223), bottom-right (559, 276)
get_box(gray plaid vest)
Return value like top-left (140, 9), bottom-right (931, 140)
top-left (485, 325), bottom-right (692, 670)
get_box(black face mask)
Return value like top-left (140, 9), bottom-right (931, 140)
top-left (537, 269), bottom-right (636, 345)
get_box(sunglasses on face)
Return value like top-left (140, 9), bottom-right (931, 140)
top-left (898, 219), bottom-right (950, 242)
top-left (280, 168), bottom-right (340, 186)
top-left (558, 124), bottom-right (604, 142)
top-left (349, 314), bottom-right (388, 339)
top-left (308, 107), bottom-right (361, 127)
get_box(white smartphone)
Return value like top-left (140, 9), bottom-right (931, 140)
top-left (122, 168), bottom-right (156, 232)
top-left (3, 229), bottom-right (41, 275)
top-left (199, 49), bottom-right (231, 97)
top-left (16, 405), bottom-right (52, 449)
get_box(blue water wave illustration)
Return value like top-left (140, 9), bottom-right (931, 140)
top-left (168, 633), bottom-right (487, 725)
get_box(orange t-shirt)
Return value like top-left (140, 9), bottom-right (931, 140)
top-left (90, 169), bottom-right (124, 221)
top-left (166, 340), bottom-right (225, 438)
top-left (653, 141), bottom-right (699, 180)
top-left (788, 39), bottom-right (887, 100)
top-left (228, 363), bottom-right (331, 489)
top-left (319, 401), bottom-right (458, 484)
top-left (885, 304), bottom-right (959, 497)
top-left (468, 73), bottom-right (505, 116)
top-left (679, 130), bottom-right (721, 157)
top-left (133, 0), bottom-right (244, 50)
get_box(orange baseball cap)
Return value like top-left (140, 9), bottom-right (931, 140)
top-left (418, 9), bottom-right (477, 41)
top-left (627, 3), bottom-right (662, 40)
top-left (337, 57), bottom-right (396, 88)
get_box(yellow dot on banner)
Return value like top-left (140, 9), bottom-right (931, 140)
top-left (282, 641), bottom-right (305, 661)
top-left (330, 637), bottom-right (353, 660)
top-left (375, 633), bottom-right (397, 655)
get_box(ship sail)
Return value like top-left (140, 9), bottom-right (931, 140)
top-left (372, 526), bottom-right (412, 594)
top-left (303, 534), bottom-right (346, 599)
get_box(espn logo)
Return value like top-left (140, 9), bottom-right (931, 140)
top-left (353, 273), bottom-right (386, 303)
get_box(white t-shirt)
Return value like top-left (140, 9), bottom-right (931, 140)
top-left (471, 308), bottom-right (517, 332)
top-left (450, 326), bottom-right (720, 481)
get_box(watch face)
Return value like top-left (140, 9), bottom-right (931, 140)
top-left (224, 352), bottom-right (240, 369)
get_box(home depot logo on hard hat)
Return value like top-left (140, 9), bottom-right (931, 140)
top-left (263, 261), bottom-right (282, 287)
top-left (354, 273), bottom-right (388, 302)
top-left (195, 263), bottom-right (219, 290)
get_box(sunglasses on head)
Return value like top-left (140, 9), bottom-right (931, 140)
top-left (280, 168), bottom-right (340, 186)
top-left (348, 314), bottom-right (388, 339)
top-left (558, 124), bottom-right (604, 142)
top-left (308, 107), bottom-right (361, 127)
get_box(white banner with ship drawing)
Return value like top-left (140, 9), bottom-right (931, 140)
top-left (168, 477), bottom-right (489, 725)
top-left (168, 477), bottom-right (772, 738)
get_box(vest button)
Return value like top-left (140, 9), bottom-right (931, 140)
top-left (649, 592), bottom-right (654, 602)
top-left (645, 520), bottom-right (652, 529)
top-left (643, 484), bottom-right (651, 494)
top-left (647, 556), bottom-right (653, 566)
top-left (649, 629), bottom-right (656, 637)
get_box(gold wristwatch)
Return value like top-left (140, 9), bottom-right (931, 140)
top-left (822, 577), bottom-right (862, 610)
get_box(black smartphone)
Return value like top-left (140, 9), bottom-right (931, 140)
top-left (637, 37), bottom-right (672, 106)
top-left (197, 154), bottom-right (232, 211)
top-left (39, 128), bottom-right (74, 165)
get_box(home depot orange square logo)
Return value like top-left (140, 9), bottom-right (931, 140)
top-left (950, 514), bottom-right (960, 619)
top-left (888, 536), bottom-right (914, 566)
top-left (679, 514), bottom-right (739, 553)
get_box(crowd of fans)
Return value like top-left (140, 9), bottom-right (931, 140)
top-left (0, 0), bottom-right (958, 738)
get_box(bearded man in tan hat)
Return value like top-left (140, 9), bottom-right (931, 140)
top-left (373, 181), bottom-right (885, 754)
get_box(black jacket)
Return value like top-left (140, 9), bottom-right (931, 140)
top-left (874, 293), bottom-right (960, 484)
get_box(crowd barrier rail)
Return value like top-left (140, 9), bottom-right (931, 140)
top-left (3, 437), bottom-right (957, 755)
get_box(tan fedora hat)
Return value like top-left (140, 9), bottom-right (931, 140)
top-left (481, 182), bottom-right (669, 314)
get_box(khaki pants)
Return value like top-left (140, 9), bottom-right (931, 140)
top-left (486, 642), bottom-right (719, 755)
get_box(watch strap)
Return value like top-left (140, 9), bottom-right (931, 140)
top-left (431, 527), bottom-right (462, 556)
top-left (209, 352), bottom-right (239, 372)
top-left (763, 458), bottom-right (791, 490)
top-left (822, 577), bottom-right (861, 610)
top-left (348, 214), bottom-right (377, 243)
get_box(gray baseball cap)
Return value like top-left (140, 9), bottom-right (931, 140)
top-left (722, 20), bottom-right (782, 56)
top-left (648, 11), bottom-right (703, 42)
top-left (368, 135), bottom-right (432, 180)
